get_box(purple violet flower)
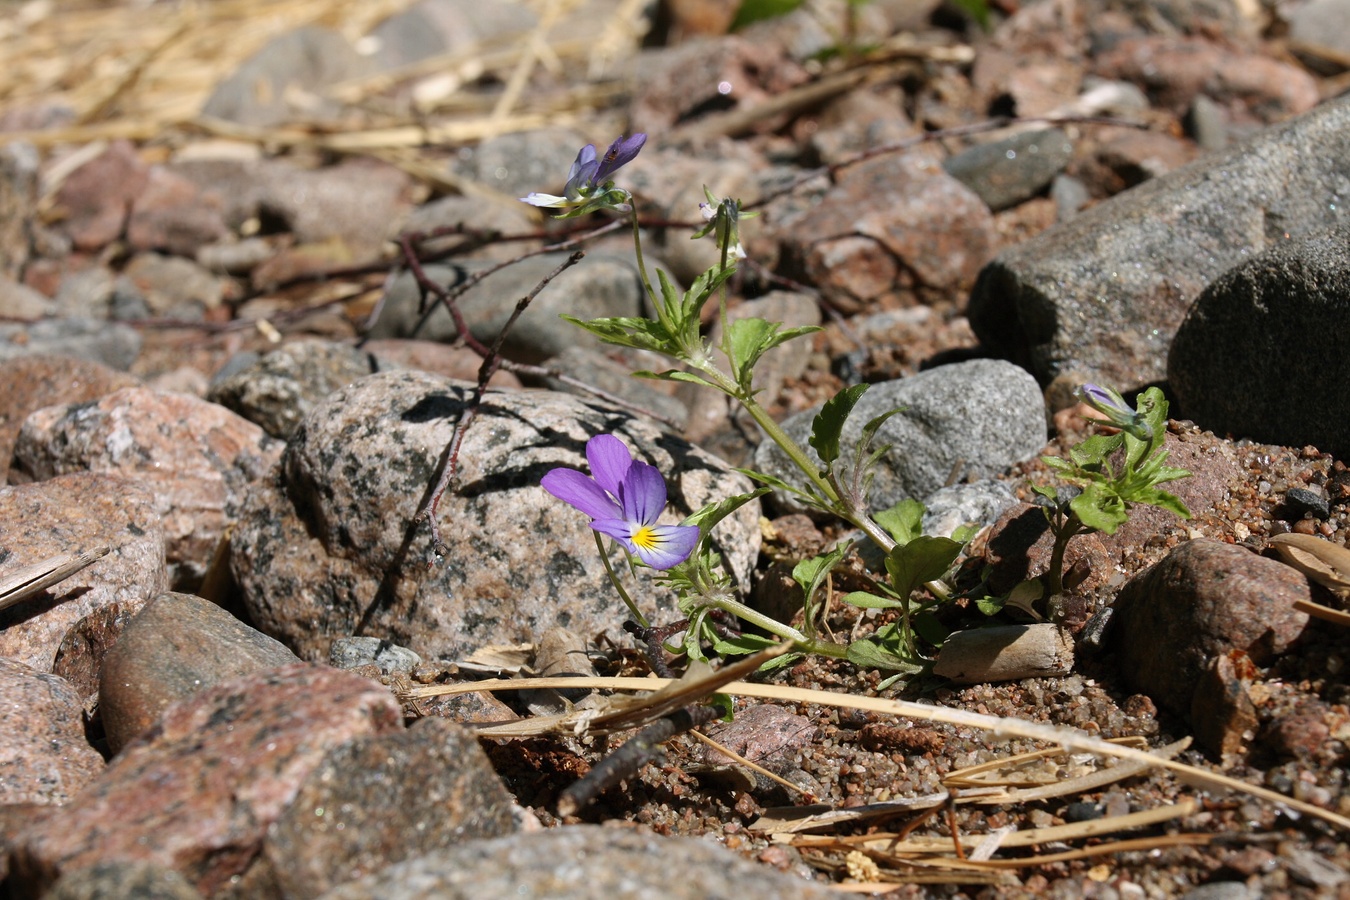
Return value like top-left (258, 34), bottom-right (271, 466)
top-left (1075, 382), bottom-right (1153, 441)
top-left (541, 434), bottom-right (699, 570)
top-left (521, 134), bottom-right (647, 216)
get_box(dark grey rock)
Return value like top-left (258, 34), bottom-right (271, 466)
top-left (229, 371), bottom-right (760, 662)
top-left (329, 636), bottom-right (423, 674)
top-left (368, 253), bottom-right (645, 364)
top-left (1167, 225), bottom-right (1350, 455)
top-left (201, 26), bottom-right (374, 127)
top-left (943, 129), bottom-right (1073, 212)
top-left (754, 359), bottom-right (1047, 513)
top-left (207, 340), bottom-right (381, 439)
top-left (316, 825), bottom-right (839, 900)
top-left (968, 94), bottom-right (1350, 389)
top-left (1284, 487), bottom-right (1330, 521)
top-left (0, 317), bottom-right (141, 370)
top-left (243, 718), bottom-right (515, 899)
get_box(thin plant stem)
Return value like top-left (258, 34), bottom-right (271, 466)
top-left (596, 532), bottom-right (650, 629)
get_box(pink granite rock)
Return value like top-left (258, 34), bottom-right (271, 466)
top-left (0, 474), bottom-right (167, 671)
top-left (53, 141), bottom-right (149, 252)
top-left (0, 657), bottom-right (105, 805)
top-left (126, 166), bottom-right (229, 257)
top-left (8, 664), bottom-right (402, 897)
top-left (11, 387), bottom-right (282, 588)
top-left (0, 355), bottom-right (139, 486)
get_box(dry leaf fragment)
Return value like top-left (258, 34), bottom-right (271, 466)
top-left (1267, 533), bottom-right (1350, 599)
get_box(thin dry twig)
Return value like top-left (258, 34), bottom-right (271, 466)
top-left (0, 546), bottom-right (111, 613)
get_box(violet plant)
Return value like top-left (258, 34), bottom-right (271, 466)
top-left (524, 133), bottom-right (968, 674)
top-left (1033, 383), bottom-right (1191, 599)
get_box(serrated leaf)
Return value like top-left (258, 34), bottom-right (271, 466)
top-left (1069, 482), bottom-right (1129, 534)
top-left (842, 590), bottom-right (903, 609)
top-left (734, 467), bottom-right (831, 509)
top-left (1133, 487), bottom-right (1192, 520)
top-left (885, 535), bottom-right (964, 598)
top-left (809, 383), bottom-right (869, 468)
top-left (873, 498), bottom-right (925, 547)
top-left (562, 314), bottom-right (675, 355)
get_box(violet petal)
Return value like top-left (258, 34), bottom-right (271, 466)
top-left (586, 434), bottom-right (632, 497)
top-left (541, 468), bottom-right (621, 521)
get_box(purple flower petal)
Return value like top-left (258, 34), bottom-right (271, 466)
top-left (632, 524), bottom-right (700, 570)
top-left (541, 468), bottom-right (621, 522)
top-left (595, 133), bottom-right (646, 182)
top-left (590, 516), bottom-right (636, 549)
top-left (585, 434), bottom-right (632, 497)
top-left (618, 460), bottom-right (667, 527)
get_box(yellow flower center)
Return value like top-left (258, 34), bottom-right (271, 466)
top-left (630, 525), bottom-right (658, 551)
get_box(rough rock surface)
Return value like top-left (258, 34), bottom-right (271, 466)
top-left (12, 387), bottom-right (282, 588)
top-left (317, 824), bottom-right (839, 900)
top-left (968, 93), bottom-right (1350, 388)
top-left (754, 359), bottom-right (1047, 512)
top-left (0, 657), bottom-right (105, 805)
top-left (9, 664), bottom-right (403, 896)
top-left (230, 370), bottom-right (760, 662)
top-left (1168, 224), bottom-right (1350, 456)
top-left (0, 474), bottom-right (167, 671)
top-left (1109, 540), bottom-right (1312, 717)
top-left (98, 591), bottom-right (301, 753)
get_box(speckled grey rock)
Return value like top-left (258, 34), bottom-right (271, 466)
top-left (367, 253), bottom-right (645, 363)
top-left (1167, 225), bottom-right (1350, 456)
top-left (451, 128), bottom-right (587, 201)
top-left (207, 340), bottom-right (382, 439)
top-left (229, 370), bottom-right (760, 662)
top-left (921, 479), bottom-right (1020, 538)
top-left (329, 636), bottom-right (422, 674)
top-left (316, 824), bottom-right (839, 900)
top-left (239, 717), bottom-right (515, 900)
top-left (943, 129), bottom-right (1074, 212)
top-left (968, 93), bottom-right (1350, 388)
top-left (754, 359), bottom-right (1047, 513)
top-left (0, 317), bottom-right (141, 371)
top-left (540, 346), bottom-right (689, 430)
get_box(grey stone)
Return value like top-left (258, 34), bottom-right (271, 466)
top-left (1167, 225), bottom-right (1350, 455)
top-left (452, 128), bottom-right (588, 201)
top-left (201, 26), bottom-right (375, 127)
top-left (316, 825), bottom-right (839, 900)
top-left (541, 345), bottom-right (689, 430)
top-left (754, 359), bottom-right (1047, 513)
top-left (229, 370), bottom-right (760, 662)
top-left (367, 0), bottom-right (537, 69)
top-left (0, 275), bottom-right (52, 320)
top-left (921, 480), bottom-right (1020, 538)
top-left (1287, 0), bottom-right (1350, 59)
top-left (0, 141), bottom-right (37, 280)
top-left (0, 317), bottom-right (141, 371)
top-left (968, 93), bottom-right (1350, 389)
top-left (368, 253), bottom-right (645, 364)
top-left (329, 636), bottom-right (423, 674)
top-left (206, 339), bottom-right (381, 439)
top-left (943, 129), bottom-right (1074, 212)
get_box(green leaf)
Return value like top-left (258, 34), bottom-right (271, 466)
top-left (757, 651), bottom-right (803, 672)
top-left (724, 318), bottom-right (821, 391)
top-left (730, 0), bottom-right (805, 31)
top-left (975, 595), bottom-right (1006, 616)
top-left (1134, 487), bottom-right (1192, 520)
top-left (1069, 433), bottom-right (1124, 470)
top-left (1069, 482), bottom-right (1129, 534)
top-left (809, 383), bottom-right (869, 468)
top-left (792, 540), bottom-right (852, 634)
top-left (734, 467), bottom-right (832, 509)
top-left (873, 498), bottom-right (925, 547)
top-left (712, 633), bottom-right (781, 655)
top-left (846, 638), bottom-right (924, 673)
top-left (707, 692), bottom-right (736, 722)
top-left (913, 611), bottom-right (949, 647)
top-left (632, 369), bottom-right (716, 388)
top-left (885, 535), bottom-right (964, 598)
top-left (842, 590), bottom-right (903, 610)
top-left (682, 488), bottom-right (772, 534)
top-left (563, 314), bottom-right (675, 355)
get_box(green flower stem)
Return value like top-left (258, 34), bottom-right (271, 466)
top-left (701, 591), bottom-right (849, 659)
top-left (595, 532), bottom-right (650, 629)
top-left (629, 213), bottom-right (663, 327)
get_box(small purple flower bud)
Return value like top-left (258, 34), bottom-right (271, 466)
top-left (1075, 383), bottom-right (1153, 441)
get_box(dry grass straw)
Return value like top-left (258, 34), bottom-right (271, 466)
top-left (0, 0), bottom-right (645, 157)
